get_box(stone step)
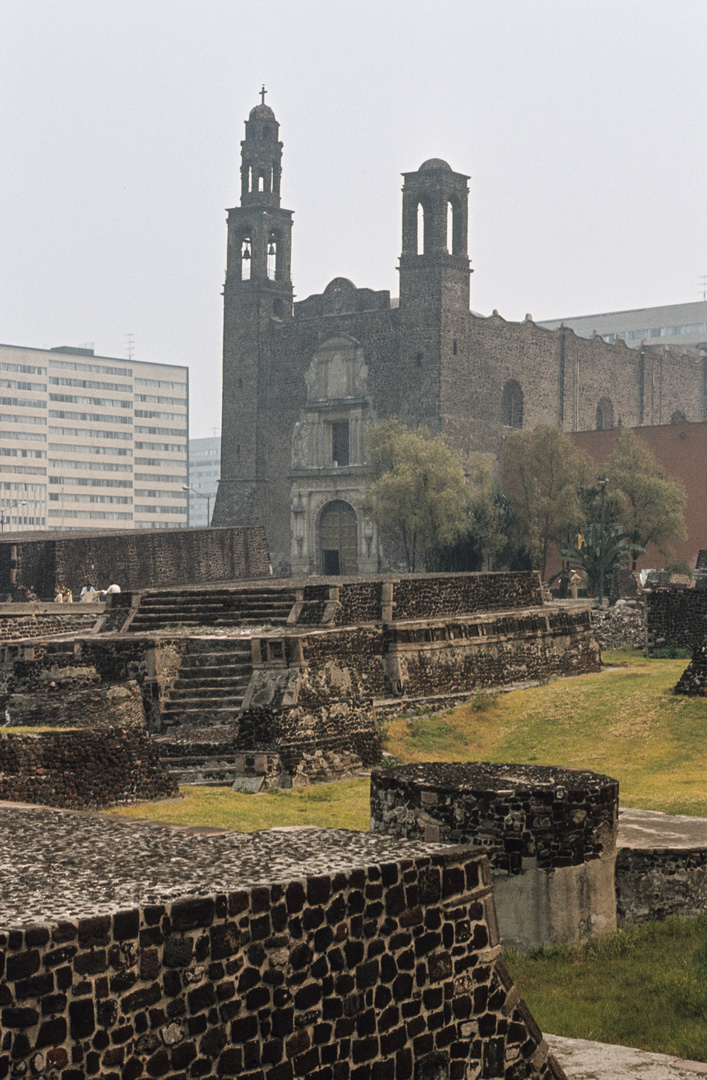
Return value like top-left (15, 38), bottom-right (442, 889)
top-left (180, 656), bottom-right (251, 665)
top-left (161, 754), bottom-right (239, 768)
top-left (140, 596), bottom-right (293, 608)
top-left (172, 677), bottom-right (248, 691)
top-left (168, 765), bottom-right (244, 786)
top-left (160, 711), bottom-right (241, 727)
top-left (163, 695), bottom-right (243, 710)
top-left (168, 686), bottom-right (247, 701)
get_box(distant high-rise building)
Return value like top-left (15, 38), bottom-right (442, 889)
top-left (0, 343), bottom-right (188, 531)
top-left (188, 436), bottom-right (220, 526)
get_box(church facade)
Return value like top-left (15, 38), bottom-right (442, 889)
top-left (212, 96), bottom-right (707, 575)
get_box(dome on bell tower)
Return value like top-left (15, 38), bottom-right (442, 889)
top-left (419, 158), bottom-right (452, 172)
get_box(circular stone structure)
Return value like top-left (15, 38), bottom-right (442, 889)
top-left (370, 761), bottom-right (619, 949)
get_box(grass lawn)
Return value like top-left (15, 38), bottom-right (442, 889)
top-left (383, 649), bottom-right (707, 817)
top-left (104, 778), bottom-right (371, 832)
top-left (503, 916), bottom-right (707, 1061)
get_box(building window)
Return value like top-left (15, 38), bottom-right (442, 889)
top-left (596, 398), bottom-right (614, 431)
top-left (502, 380), bottom-right (523, 428)
top-left (332, 421), bottom-right (350, 467)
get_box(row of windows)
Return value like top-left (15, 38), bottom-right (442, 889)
top-left (49, 411), bottom-right (132, 425)
top-left (0, 413), bottom-right (46, 425)
top-left (134, 505), bottom-right (186, 515)
top-left (0, 430), bottom-right (46, 442)
top-left (136, 394), bottom-right (187, 406)
top-left (49, 444), bottom-right (131, 456)
top-left (0, 465), bottom-right (46, 475)
top-left (0, 362), bottom-right (46, 375)
top-left (135, 441), bottom-right (185, 453)
top-left (135, 489), bottom-right (187, 500)
top-left (49, 493), bottom-right (132, 505)
top-left (50, 358), bottom-right (132, 377)
top-left (0, 397), bottom-right (46, 409)
top-left (134, 377), bottom-right (186, 390)
top-left (49, 376), bottom-right (131, 393)
top-left (50, 477), bottom-right (132, 488)
top-left (605, 322), bottom-right (707, 343)
top-left (134, 409), bottom-right (185, 421)
top-left (134, 425), bottom-right (187, 437)
top-left (49, 459), bottom-right (132, 471)
top-left (48, 426), bottom-right (131, 441)
top-left (0, 447), bottom-right (45, 459)
top-left (134, 473), bottom-right (185, 483)
top-left (47, 509), bottom-right (132, 520)
top-left (0, 378), bottom-right (46, 392)
top-left (50, 393), bottom-right (132, 409)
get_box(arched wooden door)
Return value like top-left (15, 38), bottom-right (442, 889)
top-left (318, 500), bottom-right (358, 575)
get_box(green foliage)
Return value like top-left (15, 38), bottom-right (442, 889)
top-left (561, 523), bottom-right (643, 597)
top-left (666, 560), bottom-right (693, 576)
top-left (500, 426), bottom-right (592, 577)
top-left (605, 429), bottom-right (687, 568)
top-left (504, 916), bottom-right (707, 1060)
top-left (362, 419), bottom-right (469, 571)
top-left (651, 647), bottom-right (693, 659)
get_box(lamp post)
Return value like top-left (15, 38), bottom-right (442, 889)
top-left (596, 476), bottom-right (610, 607)
top-left (182, 485), bottom-right (211, 527)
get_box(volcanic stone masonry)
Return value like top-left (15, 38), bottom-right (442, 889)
top-left (0, 808), bottom-right (567, 1080)
top-left (0, 525), bottom-right (270, 601)
top-left (370, 763), bottom-right (619, 950)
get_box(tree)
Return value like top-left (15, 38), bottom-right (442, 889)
top-left (561, 524), bottom-right (643, 597)
top-left (605, 430), bottom-right (687, 569)
top-left (500, 426), bottom-right (591, 578)
top-left (362, 419), bottom-right (469, 572)
top-left (428, 455), bottom-right (511, 572)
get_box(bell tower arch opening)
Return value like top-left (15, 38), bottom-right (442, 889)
top-left (318, 499), bottom-right (358, 575)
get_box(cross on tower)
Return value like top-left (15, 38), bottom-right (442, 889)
top-left (260, 85), bottom-right (267, 105)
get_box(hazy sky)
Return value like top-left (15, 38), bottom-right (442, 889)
top-left (2, 1), bottom-right (706, 437)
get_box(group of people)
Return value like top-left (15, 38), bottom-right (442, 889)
top-left (54, 581), bottom-right (121, 603)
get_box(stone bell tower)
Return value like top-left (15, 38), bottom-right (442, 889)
top-left (397, 158), bottom-right (471, 432)
top-left (212, 89), bottom-right (294, 529)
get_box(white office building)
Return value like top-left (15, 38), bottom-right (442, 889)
top-left (0, 343), bottom-right (188, 531)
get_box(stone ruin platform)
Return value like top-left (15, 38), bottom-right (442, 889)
top-left (0, 804), bottom-right (566, 1079)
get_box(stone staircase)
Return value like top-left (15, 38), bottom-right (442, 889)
top-left (153, 730), bottom-right (244, 787)
top-left (160, 638), bottom-right (253, 729)
top-left (127, 586), bottom-right (296, 634)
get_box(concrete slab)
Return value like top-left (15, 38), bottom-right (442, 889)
top-left (548, 1034), bottom-right (707, 1078)
top-left (618, 807), bottom-right (707, 849)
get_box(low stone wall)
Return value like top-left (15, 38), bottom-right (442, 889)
top-left (0, 811), bottom-right (566, 1080)
top-left (0, 723), bottom-right (177, 808)
top-left (370, 763), bottom-right (619, 950)
top-left (645, 587), bottom-right (707, 652)
top-left (592, 600), bottom-right (645, 651)
top-left (383, 609), bottom-right (600, 698)
top-left (392, 572), bottom-right (543, 621)
top-left (616, 847), bottom-right (707, 924)
top-left (0, 611), bottom-right (100, 643)
top-left (0, 525), bottom-right (270, 600)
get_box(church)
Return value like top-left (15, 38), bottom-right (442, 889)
top-left (212, 94), bottom-right (706, 575)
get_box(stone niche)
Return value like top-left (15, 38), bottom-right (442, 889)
top-left (370, 762), bottom-right (619, 950)
top-left (0, 811), bottom-right (567, 1080)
